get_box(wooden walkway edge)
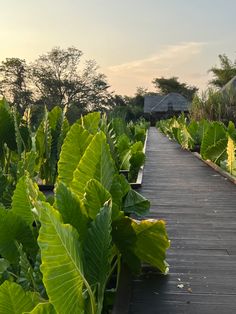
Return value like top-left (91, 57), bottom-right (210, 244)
top-left (129, 127), bottom-right (236, 314)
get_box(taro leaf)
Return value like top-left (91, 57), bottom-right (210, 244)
top-left (201, 121), bottom-right (227, 162)
top-left (187, 120), bottom-right (199, 143)
top-left (35, 108), bottom-right (51, 165)
top-left (12, 176), bottom-right (34, 226)
top-left (26, 302), bottom-right (56, 314)
top-left (12, 175), bottom-right (46, 226)
top-left (197, 119), bottom-right (210, 143)
top-left (71, 131), bottom-right (115, 199)
top-left (55, 181), bottom-right (88, 240)
top-left (129, 151), bottom-right (145, 182)
top-left (84, 205), bottom-right (113, 313)
top-left (123, 189), bottom-right (150, 217)
top-left (227, 121), bottom-right (236, 143)
top-left (111, 118), bottom-right (131, 138)
top-left (47, 106), bottom-right (64, 180)
top-left (79, 111), bottom-right (100, 134)
top-left (202, 138), bottom-right (228, 164)
top-left (84, 179), bottom-right (111, 219)
top-left (116, 134), bottom-right (130, 154)
top-left (48, 106), bottom-right (62, 131)
top-left (132, 219), bottom-right (170, 274)
top-left (172, 127), bottom-right (180, 143)
top-left (0, 208), bottom-right (38, 263)
top-left (116, 134), bottom-right (131, 170)
top-left (58, 123), bottom-right (93, 186)
top-left (110, 174), bottom-right (130, 219)
top-left (178, 125), bottom-right (194, 150)
top-left (0, 258), bottom-right (10, 274)
top-left (0, 281), bottom-right (39, 314)
top-left (17, 151), bottom-right (38, 180)
top-left (112, 217), bottom-right (141, 274)
top-left (16, 243), bottom-right (36, 291)
top-left (38, 202), bottom-right (89, 314)
top-left (134, 125), bottom-right (146, 143)
top-left (57, 118), bottom-right (70, 160)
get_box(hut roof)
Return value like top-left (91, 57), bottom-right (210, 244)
top-left (144, 93), bottom-right (190, 113)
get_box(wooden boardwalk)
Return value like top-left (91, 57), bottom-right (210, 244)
top-left (129, 127), bottom-right (236, 314)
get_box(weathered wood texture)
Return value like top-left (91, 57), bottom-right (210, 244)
top-left (129, 127), bottom-right (236, 314)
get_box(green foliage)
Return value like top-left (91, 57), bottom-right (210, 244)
top-left (38, 202), bottom-right (89, 314)
top-left (71, 131), bottom-right (115, 198)
top-left (58, 123), bottom-right (92, 185)
top-left (35, 106), bottom-right (69, 184)
top-left (0, 99), bottom-right (16, 155)
top-left (123, 189), bottom-right (150, 216)
top-left (0, 111), bottom-right (169, 314)
top-left (0, 281), bottom-right (39, 314)
top-left (209, 54), bottom-right (236, 88)
top-left (84, 179), bottom-right (111, 219)
top-left (11, 176), bottom-right (35, 226)
top-left (26, 302), bottom-right (56, 314)
top-left (157, 117), bottom-right (236, 177)
top-left (200, 122), bottom-right (227, 163)
top-left (0, 208), bottom-right (37, 264)
top-left (132, 219), bottom-right (170, 274)
top-left (84, 205), bottom-right (113, 313)
top-left (55, 181), bottom-right (88, 240)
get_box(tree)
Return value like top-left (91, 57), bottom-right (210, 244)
top-left (209, 54), bottom-right (236, 88)
top-left (0, 58), bottom-right (32, 112)
top-left (30, 47), bottom-right (112, 112)
top-left (152, 76), bottom-right (198, 101)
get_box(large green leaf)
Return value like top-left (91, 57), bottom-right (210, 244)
top-left (115, 134), bottom-right (131, 170)
top-left (79, 112), bottom-right (101, 135)
top-left (201, 121), bottom-right (227, 162)
top-left (0, 258), bottom-right (9, 275)
top-left (0, 281), bottom-right (39, 314)
top-left (112, 217), bottom-right (141, 274)
top-left (0, 208), bottom-right (38, 263)
top-left (71, 131), bottom-right (115, 198)
top-left (110, 174), bottom-right (130, 212)
top-left (187, 120), bottom-right (199, 143)
top-left (84, 205), bottom-right (113, 313)
top-left (129, 141), bottom-right (145, 181)
top-left (26, 302), bottom-right (56, 314)
top-left (11, 176), bottom-right (34, 226)
top-left (202, 138), bottom-right (227, 163)
top-left (178, 125), bottom-right (194, 150)
top-left (123, 189), bottom-right (150, 216)
top-left (38, 202), bottom-right (94, 314)
top-left (47, 106), bottom-right (64, 182)
top-left (55, 181), bottom-right (88, 240)
top-left (17, 151), bottom-right (38, 180)
top-left (84, 179), bottom-right (111, 219)
top-left (58, 123), bottom-right (92, 185)
top-left (35, 108), bottom-right (51, 164)
top-left (132, 219), bottom-right (170, 274)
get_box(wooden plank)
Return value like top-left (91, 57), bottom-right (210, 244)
top-left (129, 127), bottom-right (236, 313)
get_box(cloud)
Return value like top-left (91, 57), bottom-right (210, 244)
top-left (108, 42), bottom-right (205, 76)
top-left (104, 42), bottom-right (208, 95)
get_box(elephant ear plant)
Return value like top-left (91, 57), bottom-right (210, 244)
top-left (0, 112), bottom-right (169, 314)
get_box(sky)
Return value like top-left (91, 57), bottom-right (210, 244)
top-left (1, 0), bottom-right (236, 95)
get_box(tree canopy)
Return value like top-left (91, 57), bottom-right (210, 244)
top-left (0, 47), bottom-right (112, 115)
top-left (152, 76), bottom-right (198, 101)
top-left (209, 54), bottom-right (236, 88)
